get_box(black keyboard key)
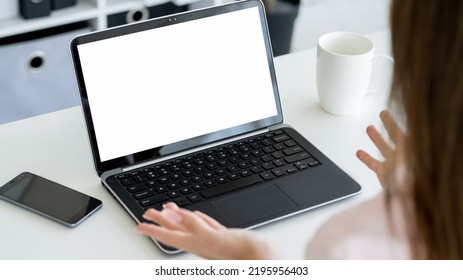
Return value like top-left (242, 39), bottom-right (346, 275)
top-left (192, 183), bottom-right (206, 190)
top-left (200, 174), bottom-right (263, 198)
top-left (194, 158), bottom-right (207, 165)
top-left (116, 174), bottom-right (128, 180)
top-left (155, 185), bottom-right (168, 193)
top-left (285, 152), bottom-right (311, 163)
top-left (183, 161), bottom-right (194, 169)
top-left (180, 187), bottom-right (192, 194)
top-left (121, 178), bottom-right (135, 186)
top-left (134, 188), bottom-right (156, 199)
top-left (216, 176), bottom-right (229, 184)
top-left (283, 146), bottom-right (303, 155)
top-left (217, 151), bottom-right (228, 158)
top-left (175, 196), bottom-right (189, 206)
top-left (168, 190), bottom-right (181, 198)
top-left (215, 168), bottom-right (227, 175)
top-left (206, 156), bottom-right (218, 163)
top-left (272, 151), bottom-right (285, 159)
top-left (251, 165), bottom-right (263, 173)
top-left (273, 143), bottom-right (286, 150)
top-left (240, 145), bottom-right (251, 153)
top-left (170, 165), bottom-right (182, 172)
top-left (127, 184), bottom-right (146, 193)
top-left (262, 162), bottom-right (275, 170)
top-left (180, 179), bottom-right (191, 186)
top-left (239, 169), bottom-right (252, 177)
top-left (204, 180), bottom-right (217, 188)
top-left (188, 193), bottom-right (203, 202)
top-left (240, 153), bottom-right (252, 160)
top-left (229, 148), bottom-right (241, 155)
top-left (195, 166), bottom-right (207, 173)
top-left (158, 168), bottom-right (170, 175)
top-left (273, 134), bottom-right (290, 142)
top-left (194, 152), bottom-right (204, 158)
top-left (158, 176), bottom-right (171, 184)
top-left (167, 182), bottom-right (180, 189)
top-left (287, 166), bottom-right (298, 173)
top-left (139, 193), bottom-right (169, 207)
top-left (284, 140), bottom-right (297, 147)
top-left (272, 168), bottom-right (286, 177)
top-left (192, 175), bottom-right (203, 182)
top-left (206, 163), bottom-right (218, 170)
top-left (133, 175), bottom-right (146, 183)
top-left (295, 162), bottom-right (309, 169)
top-left (307, 157), bottom-right (320, 167)
top-left (227, 173), bottom-right (240, 180)
top-left (204, 171), bottom-right (215, 178)
top-left (144, 203), bottom-right (163, 211)
top-left (262, 146), bottom-right (275, 154)
top-left (260, 171), bottom-right (275, 180)
top-left (227, 165), bottom-right (239, 172)
top-left (182, 170), bottom-right (193, 177)
top-left (146, 180), bottom-right (157, 187)
top-left (261, 155), bottom-right (273, 162)
top-left (229, 156), bottom-right (241, 163)
top-left (170, 173), bottom-right (181, 180)
top-left (262, 139), bottom-right (273, 146)
top-left (273, 159), bottom-right (286, 167)
top-left (218, 159), bottom-right (230, 166)
top-left (238, 161), bottom-right (251, 169)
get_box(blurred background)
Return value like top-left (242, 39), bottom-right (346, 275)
top-left (0, 0), bottom-right (391, 124)
top-left (292, 0), bottom-right (390, 52)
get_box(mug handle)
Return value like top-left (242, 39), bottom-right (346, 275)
top-left (365, 53), bottom-right (394, 96)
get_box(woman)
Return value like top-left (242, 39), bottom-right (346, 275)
top-left (136, 0), bottom-right (463, 259)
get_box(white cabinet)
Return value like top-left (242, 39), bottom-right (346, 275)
top-left (0, 0), bottom-right (194, 124)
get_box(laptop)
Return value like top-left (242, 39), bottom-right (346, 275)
top-left (70, 0), bottom-right (361, 254)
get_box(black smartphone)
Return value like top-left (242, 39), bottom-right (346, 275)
top-left (0, 172), bottom-right (102, 227)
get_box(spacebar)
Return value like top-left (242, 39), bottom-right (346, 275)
top-left (200, 175), bottom-right (263, 198)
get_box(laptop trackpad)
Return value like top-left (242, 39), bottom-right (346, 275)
top-left (212, 184), bottom-right (297, 227)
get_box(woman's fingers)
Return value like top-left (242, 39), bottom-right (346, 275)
top-left (143, 206), bottom-right (219, 237)
top-left (356, 149), bottom-right (383, 177)
top-left (136, 222), bottom-right (191, 250)
top-left (194, 210), bottom-right (227, 230)
top-left (143, 208), bottom-right (184, 231)
top-left (174, 208), bottom-right (218, 236)
top-left (366, 125), bottom-right (394, 159)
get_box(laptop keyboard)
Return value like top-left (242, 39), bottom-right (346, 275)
top-left (114, 130), bottom-right (320, 211)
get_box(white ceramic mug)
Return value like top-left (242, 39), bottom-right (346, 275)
top-left (316, 32), bottom-right (393, 115)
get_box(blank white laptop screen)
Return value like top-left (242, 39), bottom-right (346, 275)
top-left (77, 7), bottom-right (278, 162)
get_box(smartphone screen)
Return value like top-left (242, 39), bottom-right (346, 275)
top-left (0, 172), bottom-right (102, 227)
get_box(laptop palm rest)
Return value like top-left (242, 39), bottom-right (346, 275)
top-left (212, 184), bottom-right (297, 227)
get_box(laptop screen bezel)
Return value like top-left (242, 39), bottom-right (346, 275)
top-left (70, 0), bottom-right (283, 175)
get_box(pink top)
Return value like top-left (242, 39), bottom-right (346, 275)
top-left (305, 193), bottom-right (410, 259)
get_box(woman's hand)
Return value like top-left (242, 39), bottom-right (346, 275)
top-left (356, 110), bottom-right (408, 189)
top-left (136, 202), bottom-right (278, 259)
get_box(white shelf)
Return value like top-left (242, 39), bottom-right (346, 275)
top-left (0, 0), bottom-right (202, 38)
top-left (105, 0), bottom-right (147, 14)
top-left (0, 0), bottom-right (99, 38)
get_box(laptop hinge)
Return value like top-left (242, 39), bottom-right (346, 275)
top-left (121, 128), bottom-right (270, 172)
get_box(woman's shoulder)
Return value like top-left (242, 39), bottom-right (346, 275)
top-left (305, 194), bottom-right (409, 259)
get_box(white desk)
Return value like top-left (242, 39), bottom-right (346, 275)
top-left (0, 30), bottom-right (391, 259)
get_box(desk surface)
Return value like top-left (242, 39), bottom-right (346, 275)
top-left (0, 30), bottom-right (391, 259)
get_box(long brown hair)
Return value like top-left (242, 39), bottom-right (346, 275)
top-left (390, 0), bottom-right (463, 259)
